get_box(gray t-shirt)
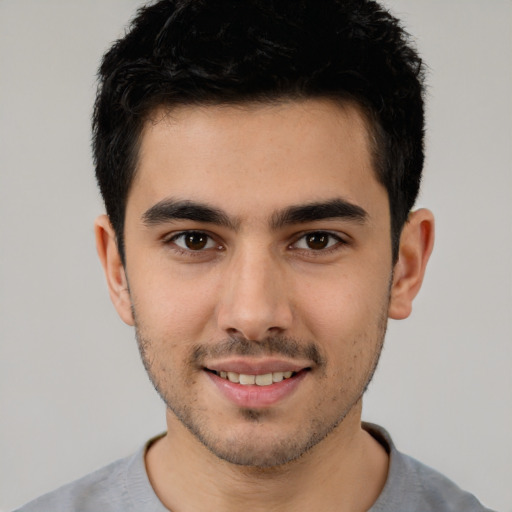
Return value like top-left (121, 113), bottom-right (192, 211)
top-left (14, 424), bottom-right (494, 512)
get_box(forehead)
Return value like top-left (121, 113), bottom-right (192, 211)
top-left (128, 99), bottom-right (386, 223)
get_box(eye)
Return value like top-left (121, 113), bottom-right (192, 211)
top-left (292, 231), bottom-right (343, 251)
top-left (170, 231), bottom-right (218, 251)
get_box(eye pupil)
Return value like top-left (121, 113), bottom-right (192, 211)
top-left (185, 233), bottom-right (208, 250)
top-left (307, 233), bottom-right (329, 250)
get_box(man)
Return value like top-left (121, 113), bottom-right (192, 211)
top-left (15, 0), bottom-right (494, 511)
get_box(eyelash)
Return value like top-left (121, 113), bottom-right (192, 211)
top-left (164, 230), bottom-right (223, 256)
top-left (289, 231), bottom-right (347, 254)
top-left (163, 230), bottom-right (348, 257)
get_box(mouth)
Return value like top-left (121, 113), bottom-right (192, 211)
top-left (207, 369), bottom-right (299, 386)
top-left (203, 363), bottom-right (310, 408)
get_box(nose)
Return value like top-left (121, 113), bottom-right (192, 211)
top-left (216, 246), bottom-right (293, 341)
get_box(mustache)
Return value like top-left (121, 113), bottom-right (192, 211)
top-left (189, 334), bottom-right (325, 367)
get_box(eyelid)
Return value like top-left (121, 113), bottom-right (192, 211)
top-left (289, 230), bottom-right (348, 252)
top-left (162, 229), bottom-right (348, 255)
top-left (164, 230), bottom-right (223, 252)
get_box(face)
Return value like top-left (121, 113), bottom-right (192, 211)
top-left (118, 100), bottom-right (395, 467)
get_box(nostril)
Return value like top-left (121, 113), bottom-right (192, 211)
top-left (217, 289), bottom-right (293, 341)
top-left (225, 326), bottom-right (285, 344)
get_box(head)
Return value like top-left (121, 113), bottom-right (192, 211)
top-left (93, 0), bottom-right (434, 468)
top-left (93, 0), bottom-right (425, 265)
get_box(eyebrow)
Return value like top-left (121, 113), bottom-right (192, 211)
top-left (142, 197), bottom-right (367, 230)
top-left (142, 199), bottom-right (238, 230)
top-left (270, 198), bottom-right (368, 229)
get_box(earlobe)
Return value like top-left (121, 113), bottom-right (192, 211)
top-left (388, 209), bottom-right (435, 320)
top-left (94, 215), bottom-right (135, 326)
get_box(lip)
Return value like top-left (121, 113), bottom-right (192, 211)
top-left (205, 357), bottom-right (310, 375)
top-left (205, 366), bottom-right (309, 408)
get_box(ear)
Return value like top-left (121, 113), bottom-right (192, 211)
top-left (388, 208), bottom-right (435, 320)
top-left (94, 215), bottom-right (134, 326)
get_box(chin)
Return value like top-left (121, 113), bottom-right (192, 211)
top-left (202, 435), bottom-right (308, 468)
top-left (190, 411), bottom-right (337, 469)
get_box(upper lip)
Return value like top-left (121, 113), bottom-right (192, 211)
top-left (205, 358), bottom-right (311, 375)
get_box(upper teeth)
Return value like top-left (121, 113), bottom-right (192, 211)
top-left (218, 371), bottom-right (294, 386)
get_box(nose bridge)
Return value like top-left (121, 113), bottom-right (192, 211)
top-left (217, 240), bottom-right (292, 340)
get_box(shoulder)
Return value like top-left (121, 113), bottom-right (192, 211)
top-left (364, 423), bottom-right (495, 512)
top-left (13, 441), bottom-right (164, 512)
top-left (392, 451), bottom-right (493, 512)
top-left (13, 456), bottom-right (132, 512)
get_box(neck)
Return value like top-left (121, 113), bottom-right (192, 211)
top-left (146, 403), bottom-right (389, 512)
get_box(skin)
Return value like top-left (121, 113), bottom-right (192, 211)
top-left (96, 99), bottom-right (434, 512)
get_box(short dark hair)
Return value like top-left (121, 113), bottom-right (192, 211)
top-left (93, 0), bottom-right (425, 263)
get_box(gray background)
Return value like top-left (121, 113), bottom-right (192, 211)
top-left (1, 1), bottom-right (511, 511)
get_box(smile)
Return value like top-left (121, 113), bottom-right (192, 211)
top-left (212, 370), bottom-right (295, 386)
top-left (206, 367), bottom-right (308, 408)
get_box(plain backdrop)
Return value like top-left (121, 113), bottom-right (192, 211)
top-left (1, 1), bottom-right (511, 511)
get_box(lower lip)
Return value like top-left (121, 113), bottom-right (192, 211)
top-left (206, 370), bottom-right (307, 408)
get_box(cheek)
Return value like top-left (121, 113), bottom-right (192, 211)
top-left (294, 268), bottom-right (390, 359)
top-left (295, 269), bottom-right (383, 332)
top-left (128, 263), bottom-right (220, 342)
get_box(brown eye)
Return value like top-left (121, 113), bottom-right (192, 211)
top-left (184, 233), bottom-right (208, 250)
top-left (305, 232), bottom-right (330, 250)
top-left (292, 231), bottom-right (343, 251)
top-left (172, 231), bottom-right (216, 251)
